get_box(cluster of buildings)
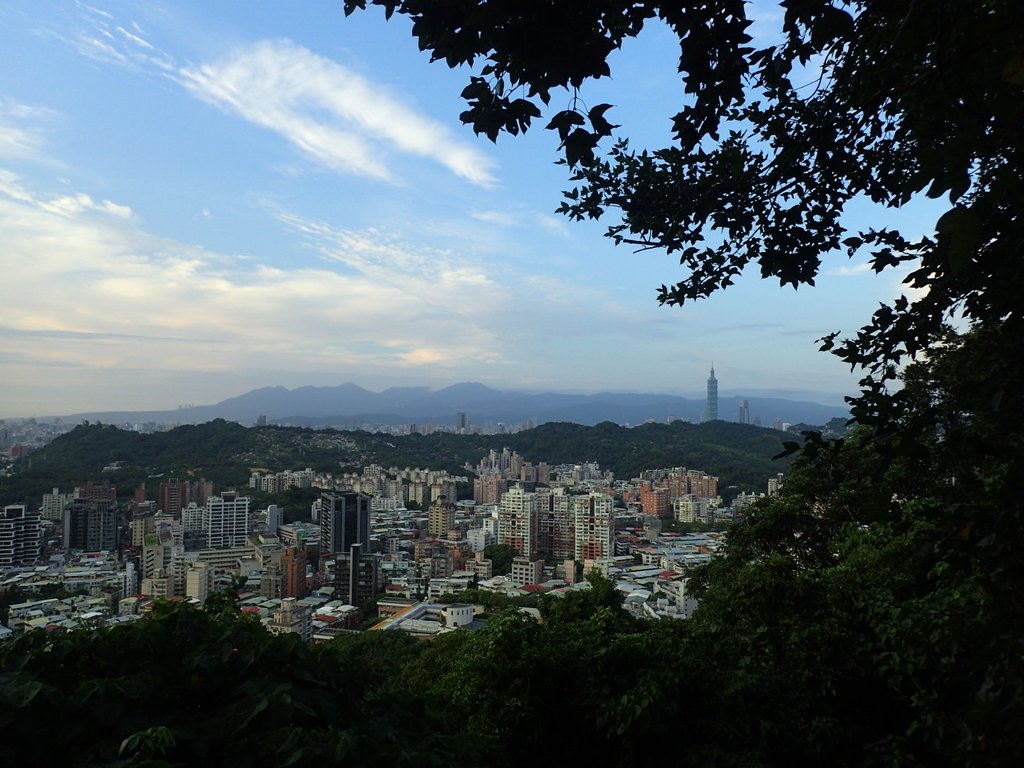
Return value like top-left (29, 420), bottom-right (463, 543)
top-left (0, 418), bottom-right (73, 463)
top-left (472, 447), bottom-right (610, 504)
top-left (2, 443), bottom-right (782, 642)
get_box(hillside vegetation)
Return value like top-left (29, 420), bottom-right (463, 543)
top-left (1, 419), bottom-right (790, 505)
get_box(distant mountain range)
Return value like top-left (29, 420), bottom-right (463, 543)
top-left (64, 382), bottom-right (849, 428)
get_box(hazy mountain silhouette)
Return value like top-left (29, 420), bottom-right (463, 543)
top-left (64, 382), bottom-right (848, 428)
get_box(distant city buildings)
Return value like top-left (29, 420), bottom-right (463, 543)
top-left (249, 468), bottom-right (314, 493)
top-left (738, 398), bottom-right (750, 424)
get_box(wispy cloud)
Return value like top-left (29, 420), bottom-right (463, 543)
top-left (0, 172), bottom-right (509, 382)
top-left (179, 39), bottom-right (496, 186)
top-left (69, 3), bottom-right (176, 72)
top-left (472, 208), bottom-right (569, 235)
top-left (0, 325), bottom-right (223, 344)
top-left (0, 99), bottom-right (53, 160)
top-left (473, 210), bottom-right (521, 227)
top-left (63, 9), bottom-right (496, 185)
top-left (0, 169), bottom-right (130, 218)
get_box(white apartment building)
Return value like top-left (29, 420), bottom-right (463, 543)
top-left (204, 491), bottom-right (251, 549)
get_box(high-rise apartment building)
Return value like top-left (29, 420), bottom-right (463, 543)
top-left (498, 485), bottom-right (539, 558)
top-left (428, 497), bottom-right (456, 538)
top-left (41, 487), bottom-right (73, 521)
top-left (204, 491), bottom-right (251, 549)
top-left (537, 487), bottom-right (575, 560)
top-left (318, 492), bottom-right (370, 555)
top-left (182, 502), bottom-right (204, 534)
top-left (159, 478), bottom-right (187, 518)
top-left (281, 546), bottom-right (308, 598)
top-left (63, 499), bottom-right (119, 551)
top-left (473, 475), bottom-right (508, 505)
top-left (326, 543), bottom-right (380, 606)
top-left (573, 492), bottom-right (615, 561)
top-left (142, 529), bottom-right (178, 580)
top-left (0, 504), bottom-right (42, 568)
top-left (640, 487), bottom-right (670, 518)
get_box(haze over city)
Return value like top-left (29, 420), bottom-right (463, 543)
top-left (1, 1), bottom-right (937, 417)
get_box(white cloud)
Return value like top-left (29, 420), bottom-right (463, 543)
top-left (179, 39), bottom-right (497, 186)
top-left (472, 210), bottom-right (522, 227)
top-left (0, 173), bottom-right (512, 390)
top-left (39, 191), bottom-right (132, 219)
top-left (0, 99), bottom-right (52, 159)
top-left (116, 25), bottom-right (154, 51)
top-left (0, 171), bottom-right (131, 219)
top-left (84, 5), bottom-right (115, 22)
top-left (68, 5), bottom-right (175, 72)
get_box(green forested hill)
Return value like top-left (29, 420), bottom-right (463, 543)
top-left (506, 420), bottom-right (789, 486)
top-left (1, 419), bottom-right (791, 505)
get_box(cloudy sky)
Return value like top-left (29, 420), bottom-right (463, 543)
top-left (0, 1), bottom-right (938, 417)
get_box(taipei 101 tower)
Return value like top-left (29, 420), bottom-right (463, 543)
top-left (704, 364), bottom-right (719, 422)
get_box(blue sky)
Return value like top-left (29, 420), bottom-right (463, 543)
top-left (0, 1), bottom-right (937, 417)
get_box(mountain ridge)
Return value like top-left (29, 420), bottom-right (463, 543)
top-left (62, 382), bottom-right (848, 428)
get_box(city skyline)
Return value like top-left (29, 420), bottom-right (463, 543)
top-left (0, 2), bottom-right (941, 416)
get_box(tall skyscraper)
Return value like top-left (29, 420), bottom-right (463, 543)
top-left (738, 398), bottom-right (750, 424)
top-left (455, 411), bottom-right (469, 433)
top-left (319, 492), bottom-right (370, 555)
top-left (704, 364), bottom-right (719, 422)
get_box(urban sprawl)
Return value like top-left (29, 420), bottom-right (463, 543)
top-left (1, 428), bottom-right (784, 642)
